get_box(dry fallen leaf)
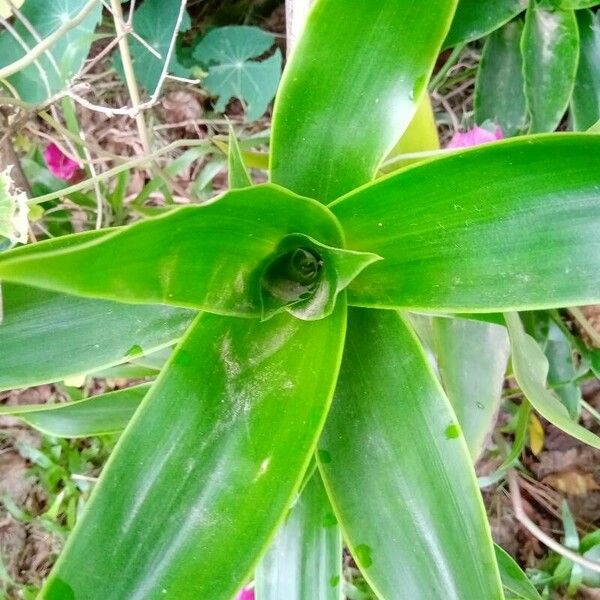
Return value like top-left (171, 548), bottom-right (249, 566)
top-left (542, 471), bottom-right (600, 495)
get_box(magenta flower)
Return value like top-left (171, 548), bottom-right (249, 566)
top-left (447, 125), bottom-right (504, 149)
top-left (236, 587), bottom-right (254, 600)
top-left (43, 143), bottom-right (81, 181)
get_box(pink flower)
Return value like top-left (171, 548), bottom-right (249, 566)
top-left (447, 125), bottom-right (504, 149)
top-left (236, 587), bottom-right (254, 600)
top-left (43, 143), bottom-right (81, 181)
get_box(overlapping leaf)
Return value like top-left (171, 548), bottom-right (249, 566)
top-left (318, 309), bottom-right (503, 599)
top-left (331, 135), bottom-right (600, 313)
top-left (42, 304), bottom-right (347, 599)
top-left (444, 0), bottom-right (526, 48)
top-left (270, 0), bottom-right (458, 201)
top-left (0, 283), bottom-right (193, 391)
top-left (0, 185), bottom-right (345, 317)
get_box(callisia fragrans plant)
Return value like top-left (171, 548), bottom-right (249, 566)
top-left (2, 1), bottom-right (600, 599)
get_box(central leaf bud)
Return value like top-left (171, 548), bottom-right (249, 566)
top-left (259, 233), bottom-right (382, 322)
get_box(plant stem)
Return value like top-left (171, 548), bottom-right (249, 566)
top-left (508, 470), bottom-right (600, 573)
top-left (429, 43), bottom-right (465, 91)
top-left (109, 0), bottom-right (150, 154)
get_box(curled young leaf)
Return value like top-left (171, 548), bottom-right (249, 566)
top-left (260, 233), bottom-right (381, 321)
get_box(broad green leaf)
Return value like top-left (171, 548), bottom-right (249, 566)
top-left (193, 26), bottom-right (282, 121)
top-left (444, 0), bottom-right (527, 48)
top-left (522, 2), bottom-right (579, 133)
top-left (270, 0), bottom-right (458, 202)
top-left (0, 185), bottom-right (345, 318)
top-left (0, 384), bottom-right (149, 437)
top-left (255, 469), bottom-right (342, 600)
top-left (113, 0), bottom-right (191, 94)
top-left (0, 283), bottom-right (193, 391)
top-left (504, 312), bottom-right (600, 449)
top-left (0, 167), bottom-right (29, 246)
top-left (495, 545), bottom-right (542, 600)
top-left (42, 303), bottom-right (347, 600)
top-left (475, 21), bottom-right (528, 136)
top-left (0, 0), bottom-right (101, 103)
top-left (571, 10), bottom-right (600, 131)
top-left (330, 134), bottom-right (600, 313)
top-left (228, 126), bottom-right (252, 189)
top-left (433, 317), bottom-right (509, 460)
top-left (318, 308), bottom-right (502, 599)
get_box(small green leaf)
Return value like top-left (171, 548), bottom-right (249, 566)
top-left (256, 469), bottom-right (342, 600)
top-left (0, 167), bottom-right (29, 246)
top-left (228, 125), bottom-right (252, 189)
top-left (193, 26), bottom-right (282, 121)
top-left (521, 2), bottom-right (579, 133)
top-left (495, 545), bottom-right (542, 600)
top-left (505, 312), bottom-right (600, 449)
top-left (0, 384), bottom-right (149, 437)
top-left (475, 21), bottom-right (528, 136)
top-left (571, 10), bottom-right (600, 131)
top-left (0, 0), bottom-right (102, 103)
top-left (114, 0), bottom-right (191, 93)
top-left (444, 0), bottom-right (527, 48)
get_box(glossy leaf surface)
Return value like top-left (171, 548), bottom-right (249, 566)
top-left (270, 0), bottom-right (458, 202)
top-left (0, 384), bottom-right (149, 438)
top-left (475, 21), bottom-right (527, 136)
top-left (318, 308), bottom-right (502, 599)
top-left (444, 0), bottom-right (526, 48)
top-left (0, 283), bottom-right (193, 391)
top-left (256, 469), bottom-right (342, 600)
top-left (43, 304), bottom-right (347, 600)
top-left (572, 10), bottom-right (600, 131)
top-left (0, 185), bottom-right (343, 317)
top-left (505, 312), bottom-right (600, 449)
top-left (331, 135), bottom-right (600, 313)
top-left (522, 3), bottom-right (579, 133)
top-left (433, 317), bottom-right (509, 460)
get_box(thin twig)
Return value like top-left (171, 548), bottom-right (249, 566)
top-left (570, 307), bottom-right (600, 347)
top-left (508, 470), bottom-right (600, 573)
top-left (28, 138), bottom-right (212, 205)
top-left (109, 0), bottom-right (150, 153)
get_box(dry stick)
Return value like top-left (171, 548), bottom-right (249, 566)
top-left (508, 470), bottom-right (600, 573)
top-left (0, 0), bottom-right (98, 80)
top-left (28, 138), bottom-right (212, 205)
top-left (79, 130), bottom-right (104, 229)
top-left (569, 307), bottom-right (600, 348)
top-left (109, 0), bottom-right (150, 153)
